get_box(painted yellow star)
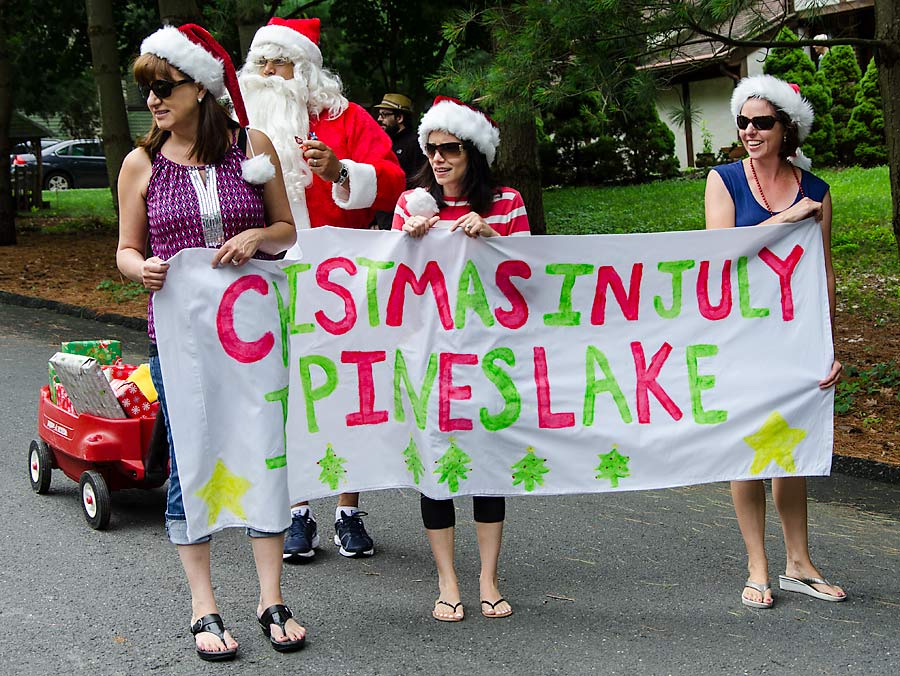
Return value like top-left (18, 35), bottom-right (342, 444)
top-left (194, 460), bottom-right (252, 526)
top-left (744, 411), bottom-right (807, 475)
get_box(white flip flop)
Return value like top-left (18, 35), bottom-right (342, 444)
top-left (778, 575), bottom-right (847, 602)
top-left (741, 580), bottom-right (774, 609)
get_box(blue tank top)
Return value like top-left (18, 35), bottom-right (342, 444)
top-left (711, 161), bottom-right (829, 227)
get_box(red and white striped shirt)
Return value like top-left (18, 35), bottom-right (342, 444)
top-left (391, 187), bottom-right (530, 236)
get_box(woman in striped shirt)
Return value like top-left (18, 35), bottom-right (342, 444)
top-left (392, 97), bottom-right (529, 239)
top-left (393, 97), bottom-right (528, 622)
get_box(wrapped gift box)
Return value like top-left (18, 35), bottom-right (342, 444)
top-left (49, 352), bottom-right (126, 419)
top-left (54, 383), bottom-right (76, 415)
top-left (60, 339), bottom-right (122, 366)
top-left (102, 358), bottom-right (138, 382)
top-left (111, 379), bottom-right (156, 418)
top-left (48, 362), bottom-right (60, 403)
top-left (126, 363), bottom-right (158, 403)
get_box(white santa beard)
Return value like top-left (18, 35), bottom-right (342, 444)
top-left (240, 72), bottom-right (313, 215)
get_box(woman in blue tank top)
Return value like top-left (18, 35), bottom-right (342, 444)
top-left (705, 75), bottom-right (846, 609)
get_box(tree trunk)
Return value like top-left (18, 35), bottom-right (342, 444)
top-left (683, 83), bottom-right (695, 168)
top-left (874, 0), bottom-right (900, 259)
top-left (236, 0), bottom-right (267, 58)
top-left (496, 112), bottom-right (546, 235)
top-left (86, 0), bottom-right (132, 213)
top-left (0, 0), bottom-right (15, 246)
top-left (158, 0), bottom-right (201, 26)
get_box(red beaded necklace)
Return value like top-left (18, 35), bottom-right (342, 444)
top-left (749, 158), bottom-right (805, 215)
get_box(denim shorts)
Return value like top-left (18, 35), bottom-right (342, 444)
top-left (149, 354), bottom-right (284, 546)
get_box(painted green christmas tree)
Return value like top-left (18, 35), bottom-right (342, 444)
top-left (433, 437), bottom-right (472, 493)
top-left (402, 435), bottom-right (426, 485)
top-left (595, 446), bottom-right (630, 488)
top-left (511, 446), bottom-right (550, 492)
top-left (317, 443), bottom-right (348, 490)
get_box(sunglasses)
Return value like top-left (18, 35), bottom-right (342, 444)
top-left (139, 78), bottom-right (194, 100)
top-left (424, 142), bottom-right (465, 159)
top-left (253, 57), bottom-right (292, 68)
top-left (736, 115), bottom-right (777, 131)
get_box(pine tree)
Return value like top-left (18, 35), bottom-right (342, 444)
top-left (317, 443), bottom-right (348, 490)
top-left (433, 437), bottom-right (472, 493)
top-left (819, 45), bottom-right (862, 165)
top-left (402, 436), bottom-right (426, 485)
top-left (511, 446), bottom-right (550, 492)
top-left (846, 58), bottom-right (887, 167)
top-left (763, 27), bottom-right (835, 166)
top-left (595, 446), bottom-right (631, 488)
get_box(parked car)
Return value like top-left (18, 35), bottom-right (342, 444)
top-left (11, 138), bottom-right (61, 156)
top-left (14, 139), bottom-right (108, 190)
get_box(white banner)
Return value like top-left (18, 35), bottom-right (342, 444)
top-left (154, 221), bottom-right (834, 540)
top-left (155, 249), bottom-right (292, 542)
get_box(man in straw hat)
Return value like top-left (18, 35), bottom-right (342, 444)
top-left (239, 17), bottom-right (405, 561)
top-left (372, 93), bottom-right (426, 229)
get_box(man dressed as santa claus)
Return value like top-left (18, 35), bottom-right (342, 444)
top-left (239, 17), bottom-right (404, 562)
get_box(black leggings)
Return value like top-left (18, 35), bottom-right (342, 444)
top-left (420, 495), bottom-right (505, 530)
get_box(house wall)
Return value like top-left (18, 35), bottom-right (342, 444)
top-left (656, 48), bottom-right (769, 168)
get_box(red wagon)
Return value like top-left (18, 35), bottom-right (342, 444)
top-left (29, 385), bottom-right (168, 529)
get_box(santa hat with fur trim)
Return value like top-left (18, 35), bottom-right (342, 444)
top-left (730, 74), bottom-right (815, 143)
top-left (418, 96), bottom-right (500, 166)
top-left (249, 17), bottom-right (322, 68)
top-left (140, 24), bottom-right (274, 184)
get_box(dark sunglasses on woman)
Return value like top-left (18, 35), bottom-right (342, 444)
top-left (424, 142), bottom-right (465, 159)
top-left (139, 78), bottom-right (194, 100)
top-left (736, 115), bottom-right (777, 131)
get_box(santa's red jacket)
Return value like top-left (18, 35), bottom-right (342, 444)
top-left (307, 102), bottom-right (405, 229)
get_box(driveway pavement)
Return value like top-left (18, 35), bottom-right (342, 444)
top-left (2, 302), bottom-right (898, 675)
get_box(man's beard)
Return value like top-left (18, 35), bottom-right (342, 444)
top-left (239, 72), bottom-right (314, 212)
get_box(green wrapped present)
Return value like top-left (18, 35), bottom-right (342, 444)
top-left (60, 340), bottom-right (122, 366)
top-left (48, 362), bottom-right (60, 403)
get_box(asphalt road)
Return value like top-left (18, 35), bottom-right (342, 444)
top-left (1, 301), bottom-right (898, 676)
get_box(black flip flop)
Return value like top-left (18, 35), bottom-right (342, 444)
top-left (258, 604), bottom-right (306, 653)
top-left (190, 613), bottom-right (237, 662)
top-left (481, 598), bottom-right (513, 618)
top-left (432, 599), bottom-right (464, 622)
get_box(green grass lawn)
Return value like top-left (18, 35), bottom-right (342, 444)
top-left (544, 165), bottom-right (898, 319)
top-left (35, 188), bottom-right (117, 221)
top-left (18, 167), bottom-right (898, 317)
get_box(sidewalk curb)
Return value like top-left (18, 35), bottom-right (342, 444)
top-left (0, 290), bottom-right (148, 332)
top-left (832, 454), bottom-right (900, 484)
top-left (2, 291), bottom-right (898, 485)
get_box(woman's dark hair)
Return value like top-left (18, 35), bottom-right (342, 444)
top-left (412, 139), bottom-right (500, 214)
top-left (753, 97), bottom-right (802, 161)
top-left (133, 53), bottom-right (238, 165)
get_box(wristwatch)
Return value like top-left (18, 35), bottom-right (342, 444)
top-left (333, 161), bottom-right (349, 186)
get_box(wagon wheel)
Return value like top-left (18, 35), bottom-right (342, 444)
top-left (79, 471), bottom-right (111, 530)
top-left (28, 439), bottom-right (53, 494)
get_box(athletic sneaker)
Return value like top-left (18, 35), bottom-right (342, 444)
top-left (283, 512), bottom-right (319, 560)
top-left (333, 511), bottom-right (375, 558)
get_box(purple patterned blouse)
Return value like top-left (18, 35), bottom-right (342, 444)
top-left (145, 144), bottom-right (270, 342)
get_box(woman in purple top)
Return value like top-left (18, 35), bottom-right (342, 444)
top-left (116, 25), bottom-right (302, 661)
top-left (705, 75), bottom-right (846, 610)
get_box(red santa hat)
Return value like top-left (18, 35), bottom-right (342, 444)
top-left (730, 75), bottom-right (814, 143)
top-left (418, 96), bottom-right (501, 166)
top-left (249, 18), bottom-right (322, 68)
top-left (141, 24), bottom-right (274, 184)
top-left (141, 24), bottom-right (250, 128)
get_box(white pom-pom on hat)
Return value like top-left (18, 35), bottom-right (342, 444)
top-left (241, 153), bottom-right (276, 185)
top-left (730, 74), bottom-right (815, 143)
top-left (405, 187), bottom-right (439, 217)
